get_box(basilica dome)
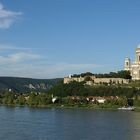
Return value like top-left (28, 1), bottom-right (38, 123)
top-left (137, 44), bottom-right (140, 48)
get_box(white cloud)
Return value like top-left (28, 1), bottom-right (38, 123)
top-left (0, 44), bottom-right (103, 78)
top-left (0, 52), bottom-right (41, 64)
top-left (0, 44), bottom-right (29, 51)
top-left (42, 63), bottom-right (103, 78)
top-left (0, 44), bottom-right (37, 65)
top-left (0, 3), bottom-right (22, 29)
top-left (0, 44), bottom-right (41, 64)
top-left (0, 61), bottom-right (103, 78)
top-left (9, 52), bottom-right (41, 62)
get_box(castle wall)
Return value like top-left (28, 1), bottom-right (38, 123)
top-left (64, 77), bottom-right (85, 84)
top-left (64, 77), bottom-right (129, 85)
top-left (94, 78), bottom-right (129, 84)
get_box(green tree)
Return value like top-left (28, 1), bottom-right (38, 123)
top-left (27, 93), bottom-right (39, 106)
top-left (18, 95), bottom-right (26, 105)
top-left (2, 92), bottom-right (16, 105)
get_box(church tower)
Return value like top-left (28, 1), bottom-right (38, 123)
top-left (131, 44), bottom-right (140, 80)
top-left (124, 57), bottom-right (131, 71)
top-left (124, 44), bottom-right (140, 80)
top-left (135, 45), bottom-right (140, 63)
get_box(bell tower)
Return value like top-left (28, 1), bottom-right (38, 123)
top-left (135, 45), bottom-right (140, 63)
top-left (124, 57), bottom-right (131, 71)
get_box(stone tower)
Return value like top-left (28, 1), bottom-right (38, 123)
top-left (135, 45), bottom-right (140, 63)
top-left (131, 45), bottom-right (140, 80)
top-left (124, 57), bottom-right (131, 71)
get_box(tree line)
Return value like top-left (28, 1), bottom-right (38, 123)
top-left (1, 79), bottom-right (140, 108)
top-left (71, 70), bottom-right (131, 79)
top-left (48, 81), bottom-right (138, 98)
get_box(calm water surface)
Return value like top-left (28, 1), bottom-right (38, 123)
top-left (0, 106), bottom-right (140, 140)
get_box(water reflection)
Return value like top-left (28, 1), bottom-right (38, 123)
top-left (0, 107), bottom-right (140, 140)
top-left (129, 112), bottom-right (140, 140)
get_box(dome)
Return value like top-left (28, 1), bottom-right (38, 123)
top-left (137, 44), bottom-right (140, 48)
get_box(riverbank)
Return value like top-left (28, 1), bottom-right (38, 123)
top-left (1, 103), bottom-right (138, 111)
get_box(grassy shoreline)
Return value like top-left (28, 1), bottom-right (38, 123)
top-left (0, 103), bottom-right (139, 111)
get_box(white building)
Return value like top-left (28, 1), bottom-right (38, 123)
top-left (124, 44), bottom-right (140, 80)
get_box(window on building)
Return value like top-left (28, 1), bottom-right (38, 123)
top-left (126, 62), bottom-right (129, 66)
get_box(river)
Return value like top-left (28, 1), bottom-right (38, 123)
top-left (0, 106), bottom-right (140, 140)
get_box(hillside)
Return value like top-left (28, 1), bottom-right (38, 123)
top-left (0, 77), bottom-right (62, 93)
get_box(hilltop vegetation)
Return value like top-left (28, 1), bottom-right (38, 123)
top-left (48, 81), bottom-right (138, 98)
top-left (127, 80), bottom-right (140, 88)
top-left (72, 70), bottom-right (131, 79)
top-left (95, 70), bottom-right (131, 79)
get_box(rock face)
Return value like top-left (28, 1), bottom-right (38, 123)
top-left (0, 77), bottom-right (62, 93)
top-left (25, 83), bottom-right (53, 90)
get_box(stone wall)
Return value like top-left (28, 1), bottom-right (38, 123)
top-left (64, 77), bottom-right (129, 85)
top-left (94, 78), bottom-right (129, 84)
top-left (64, 77), bottom-right (85, 84)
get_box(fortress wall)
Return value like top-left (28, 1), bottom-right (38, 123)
top-left (94, 78), bottom-right (129, 84)
top-left (64, 77), bottom-right (129, 84)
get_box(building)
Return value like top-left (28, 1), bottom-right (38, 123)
top-left (64, 76), bottom-right (129, 85)
top-left (124, 44), bottom-right (140, 80)
top-left (64, 75), bottom-right (95, 84)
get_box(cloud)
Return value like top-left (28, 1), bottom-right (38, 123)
top-left (0, 44), bottom-right (29, 51)
top-left (0, 61), bottom-right (103, 78)
top-left (46, 63), bottom-right (102, 73)
top-left (0, 44), bottom-right (41, 64)
top-left (9, 52), bottom-right (41, 62)
top-left (0, 44), bottom-right (103, 78)
top-left (14, 63), bottom-right (102, 78)
top-left (0, 3), bottom-right (22, 29)
top-left (0, 52), bottom-right (41, 64)
top-left (43, 63), bottom-right (103, 77)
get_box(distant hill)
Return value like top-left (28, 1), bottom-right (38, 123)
top-left (0, 77), bottom-right (62, 93)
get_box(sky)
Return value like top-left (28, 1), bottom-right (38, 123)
top-left (0, 0), bottom-right (140, 79)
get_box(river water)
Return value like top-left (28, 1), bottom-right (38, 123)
top-left (0, 106), bottom-right (140, 140)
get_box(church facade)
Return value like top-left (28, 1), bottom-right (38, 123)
top-left (124, 45), bottom-right (140, 80)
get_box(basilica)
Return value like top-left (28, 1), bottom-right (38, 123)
top-left (124, 45), bottom-right (140, 80)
